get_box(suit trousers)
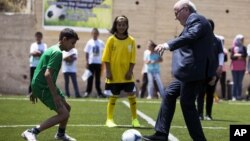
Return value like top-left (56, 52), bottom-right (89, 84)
top-left (155, 79), bottom-right (206, 141)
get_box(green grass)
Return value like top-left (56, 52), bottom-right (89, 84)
top-left (0, 95), bottom-right (250, 141)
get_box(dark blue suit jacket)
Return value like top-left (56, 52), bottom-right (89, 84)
top-left (168, 13), bottom-right (215, 82)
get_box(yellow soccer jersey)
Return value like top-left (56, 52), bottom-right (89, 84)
top-left (102, 35), bottom-right (136, 83)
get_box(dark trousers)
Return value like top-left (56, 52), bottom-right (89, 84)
top-left (140, 73), bottom-right (159, 98)
top-left (140, 73), bottom-right (148, 98)
top-left (232, 70), bottom-right (245, 99)
top-left (29, 67), bottom-right (36, 93)
top-left (197, 78), bottom-right (219, 117)
top-left (63, 72), bottom-right (80, 97)
top-left (86, 64), bottom-right (102, 95)
top-left (219, 71), bottom-right (226, 99)
top-left (155, 79), bottom-right (206, 141)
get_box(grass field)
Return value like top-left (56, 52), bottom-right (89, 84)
top-left (0, 95), bottom-right (250, 141)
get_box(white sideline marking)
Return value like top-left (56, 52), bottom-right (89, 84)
top-left (171, 125), bottom-right (227, 130)
top-left (0, 124), bottom-right (134, 128)
top-left (2, 97), bottom-right (250, 105)
top-left (0, 124), bottom-right (227, 130)
top-left (122, 101), bottom-right (179, 141)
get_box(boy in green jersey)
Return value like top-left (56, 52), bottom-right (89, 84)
top-left (21, 28), bottom-right (79, 141)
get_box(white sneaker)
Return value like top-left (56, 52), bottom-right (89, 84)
top-left (232, 97), bottom-right (236, 101)
top-left (204, 115), bottom-right (213, 121)
top-left (21, 130), bottom-right (37, 141)
top-left (55, 133), bottom-right (76, 141)
top-left (146, 96), bottom-right (152, 99)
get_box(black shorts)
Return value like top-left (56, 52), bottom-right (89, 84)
top-left (104, 82), bottom-right (136, 95)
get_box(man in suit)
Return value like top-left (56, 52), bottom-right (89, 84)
top-left (143, 0), bottom-right (214, 141)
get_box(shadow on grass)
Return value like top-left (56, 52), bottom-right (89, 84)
top-left (116, 125), bottom-right (154, 130)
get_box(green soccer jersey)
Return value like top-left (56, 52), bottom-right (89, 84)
top-left (32, 44), bottom-right (62, 89)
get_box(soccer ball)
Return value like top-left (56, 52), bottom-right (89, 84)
top-left (121, 129), bottom-right (142, 141)
top-left (45, 5), bottom-right (66, 21)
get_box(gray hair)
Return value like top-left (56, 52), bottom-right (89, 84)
top-left (186, 1), bottom-right (197, 13)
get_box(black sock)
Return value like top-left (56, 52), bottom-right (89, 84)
top-left (31, 127), bottom-right (40, 135)
top-left (155, 131), bottom-right (167, 136)
top-left (57, 127), bottom-right (66, 136)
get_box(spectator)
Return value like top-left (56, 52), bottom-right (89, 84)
top-left (230, 34), bottom-right (247, 101)
top-left (83, 28), bottom-right (106, 98)
top-left (246, 44), bottom-right (250, 100)
top-left (196, 19), bottom-right (224, 121)
top-left (29, 32), bottom-right (47, 95)
top-left (62, 48), bottom-right (81, 98)
top-left (217, 36), bottom-right (228, 100)
top-left (144, 40), bottom-right (164, 99)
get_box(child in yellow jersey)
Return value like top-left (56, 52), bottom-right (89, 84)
top-left (102, 15), bottom-right (140, 127)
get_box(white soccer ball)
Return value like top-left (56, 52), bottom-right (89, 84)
top-left (121, 129), bottom-right (142, 141)
top-left (45, 5), bottom-right (66, 21)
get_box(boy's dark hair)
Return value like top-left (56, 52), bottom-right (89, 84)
top-left (35, 32), bottom-right (43, 37)
top-left (59, 28), bottom-right (79, 41)
top-left (92, 28), bottom-right (99, 34)
top-left (207, 19), bottom-right (214, 32)
top-left (149, 40), bottom-right (157, 48)
top-left (110, 15), bottom-right (129, 36)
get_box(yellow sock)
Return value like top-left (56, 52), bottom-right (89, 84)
top-left (128, 95), bottom-right (137, 119)
top-left (107, 96), bottom-right (118, 120)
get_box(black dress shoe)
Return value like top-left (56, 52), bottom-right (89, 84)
top-left (142, 132), bottom-right (168, 141)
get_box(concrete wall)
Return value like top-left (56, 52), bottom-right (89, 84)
top-left (0, 0), bottom-right (250, 97)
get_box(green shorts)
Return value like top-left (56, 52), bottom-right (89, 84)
top-left (32, 85), bottom-right (65, 111)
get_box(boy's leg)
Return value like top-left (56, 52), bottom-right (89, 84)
top-left (84, 64), bottom-right (94, 97)
top-left (22, 88), bottom-right (76, 141)
top-left (70, 73), bottom-right (81, 97)
top-left (64, 73), bottom-right (70, 97)
top-left (54, 100), bottom-right (76, 141)
top-left (95, 64), bottom-right (104, 96)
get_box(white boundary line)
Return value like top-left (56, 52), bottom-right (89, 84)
top-left (122, 101), bottom-right (179, 141)
top-left (0, 124), bottom-right (228, 130)
top-left (1, 97), bottom-right (250, 105)
top-left (171, 125), bottom-right (227, 130)
top-left (0, 124), bottom-right (133, 128)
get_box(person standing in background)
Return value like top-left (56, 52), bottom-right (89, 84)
top-left (230, 34), bottom-right (247, 101)
top-left (84, 28), bottom-right (106, 98)
top-left (144, 40), bottom-right (164, 99)
top-left (218, 36), bottom-right (228, 100)
top-left (246, 44), bottom-right (250, 100)
top-left (29, 32), bottom-right (47, 95)
top-left (62, 48), bottom-right (81, 98)
top-left (196, 19), bottom-right (224, 121)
